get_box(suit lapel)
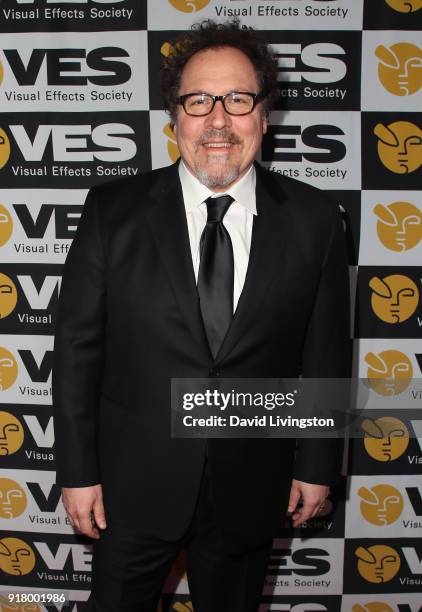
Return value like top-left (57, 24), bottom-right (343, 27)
top-left (142, 162), bottom-right (290, 363)
top-left (215, 164), bottom-right (289, 363)
top-left (143, 164), bottom-right (210, 355)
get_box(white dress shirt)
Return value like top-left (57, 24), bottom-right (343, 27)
top-left (178, 160), bottom-right (256, 312)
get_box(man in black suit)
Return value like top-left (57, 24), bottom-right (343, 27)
top-left (53, 20), bottom-right (350, 612)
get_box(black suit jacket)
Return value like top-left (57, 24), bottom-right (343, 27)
top-left (53, 162), bottom-right (351, 554)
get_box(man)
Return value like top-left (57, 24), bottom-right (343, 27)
top-left (53, 19), bottom-right (350, 612)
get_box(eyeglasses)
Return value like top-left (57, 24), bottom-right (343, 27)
top-left (178, 91), bottom-right (263, 116)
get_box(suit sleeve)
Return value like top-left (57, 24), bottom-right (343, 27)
top-left (53, 187), bottom-right (106, 487)
top-left (293, 203), bottom-right (352, 485)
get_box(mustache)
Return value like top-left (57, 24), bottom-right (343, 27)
top-left (196, 129), bottom-right (242, 146)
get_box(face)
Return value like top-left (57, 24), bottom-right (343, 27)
top-left (174, 46), bottom-right (267, 192)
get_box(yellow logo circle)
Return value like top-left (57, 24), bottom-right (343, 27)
top-left (0, 273), bottom-right (18, 319)
top-left (369, 274), bottom-right (419, 323)
top-left (168, 0), bottom-right (210, 12)
top-left (376, 43), bottom-right (422, 96)
top-left (0, 411), bottom-right (24, 456)
top-left (172, 602), bottom-right (194, 612)
top-left (0, 478), bottom-right (27, 519)
top-left (161, 42), bottom-right (173, 58)
top-left (164, 123), bottom-right (180, 162)
top-left (0, 128), bottom-right (11, 170)
top-left (355, 544), bottom-right (400, 583)
top-left (0, 61), bottom-right (3, 86)
top-left (374, 201), bottom-right (422, 251)
top-left (0, 604), bottom-right (42, 612)
top-left (384, 0), bottom-right (422, 12)
top-left (0, 204), bottom-right (13, 248)
top-left (358, 484), bottom-right (403, 525)
top-left (365, 349), bottom-right (413, 396)
top-left (0, 537), bottom-right (36, 576)
top-left (0, 346), bottom-right (18, 391)
top-left (1, 605), bottom-right (42, 612)
top-left (362, 416), bottom-right (409, 461)
top-left (352, 602), bottom-right (393, 612)
top-left (374, 121), bottom-right (422, 174)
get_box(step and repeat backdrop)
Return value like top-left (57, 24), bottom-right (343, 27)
top-left (0, 0), bottom-right (421, 610)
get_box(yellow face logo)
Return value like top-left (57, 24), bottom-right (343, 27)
top-left (384, 0), bottom-right (422, 12)
top-left (0, 600), bottom-right (41, 612)
top-left (352, 602), bottom-right (393, 612)
top-left (0, 478), bottom-right (27, 519)
top-left (355, 544), bottom-right (400, 583)
top-left (369, 274), bottom-right (419, 323)
top-left (376, 43), bottom-right (422, 96)
top-left (362, 416), bottom-right (409, 462)
top-left (0, 273), bottom-right (18, 319)
top-left (358, 484), bottom-right (403, 525)
top-left (0, 128), bottom-right (11, 170)
top-left (168, 0), bottom-right (210, 12)
top-left (0, 537), bottom-right (35, 576)
top-left (161, 42), bottom-right (173, 58)
top-left (374, 201), bottom-right (421, 252)
top-left (0, 204), bottom-right (13, 247)
top-left (365, 349), bottom-right (413, 396)
top-left (374, 121), bottom-right (422, 174)
top-left (163, 123), bottom-right (180, 162)
top-left (0, 347), bottom-right (18, 392)
top-left (173, 603), bottom-right (194, 612)
top-left (0, 411), bottom-right (24, 456)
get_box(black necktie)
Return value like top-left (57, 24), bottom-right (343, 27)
top-left (198, 195), bottom-right (234, 359)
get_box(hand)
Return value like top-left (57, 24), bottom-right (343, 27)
top-left (62, 484), bottom-right (106, 539)
top-left (287, 479), bottom-right (329, 528)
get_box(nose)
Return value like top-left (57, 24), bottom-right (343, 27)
top-left (204, 99), bottom-right (232, 129)
top-left (398, 136), bottom-right (410, 156)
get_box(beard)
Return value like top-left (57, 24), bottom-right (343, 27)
top-left (194, 155), bottom-right (241, 189)
top-left (193, 129), bottom-right (242, 189)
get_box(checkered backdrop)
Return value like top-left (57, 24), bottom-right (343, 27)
top-left (0, 1), bottom-right (421, 610)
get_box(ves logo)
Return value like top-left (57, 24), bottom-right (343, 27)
top-left (274, 43), bottom-right (347, 83)
top-left (369, 274), bottom-right (419, 323)
top-left (355, 544), bottom-right (400, 583)
top-left (0, 128), bottom-right (11, 169)
top-left (0, 346), bottom-right (18, 390)
top-left (376, 43), bottom-right (422, 96)
top-left (352, 605), bottom-right (393, 612)
top-left (0, 272), bottom-right (18, 318)
top-left (163, 123), bottom-right (180, 162)
top-left (365, 350), bottom-right (413, 396)
top-left (384, 0), bottom-right (422, 12)
top-left (168, 0), bottom-right (210, 12)
top-left (358, 484), bottom-right (403, 525)
top-left (173, 603), bottom-right (193, 612)
top-left (0, 411), bottom-right (24, 455)
top-left (0, 537), bottom-right (36, 576)
top-left (374, 121), bottom-right (422, 174)
top-left (0, 477), bottom-right (27, 518)
top-left (362, 416), bottom-right (409, 462)
top-left (0, 203), bottom-right (13, 246)
top-left (374, 201), bottom-right (421, 252)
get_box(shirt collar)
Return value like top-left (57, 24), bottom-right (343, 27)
top-left (178, 160), bottom-right (257, 216)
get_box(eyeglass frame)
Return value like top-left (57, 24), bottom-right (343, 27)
top-left (178, 91), bottom-right (265, 117)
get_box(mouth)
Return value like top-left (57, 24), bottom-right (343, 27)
top-left (202, 141), bottom-right (234, 150)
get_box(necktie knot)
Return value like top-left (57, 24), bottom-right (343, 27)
top-left (205, 195), bottom-right (234, 223)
